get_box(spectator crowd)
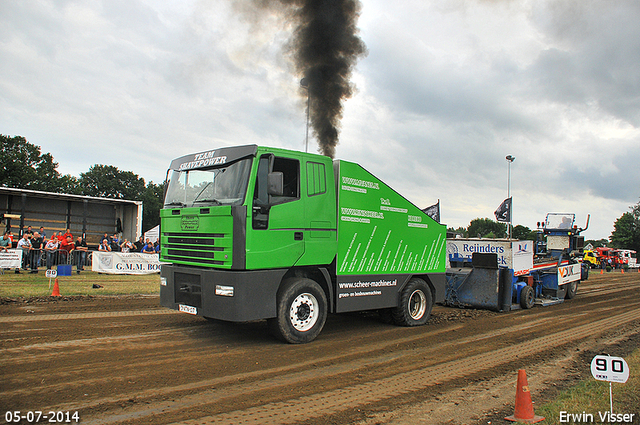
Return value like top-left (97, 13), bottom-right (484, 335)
top-left (1, 226), bottom-right (160, 274)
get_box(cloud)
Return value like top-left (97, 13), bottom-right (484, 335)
top-left (527, 0), bottom-right (640, 125)
top-left (1, 0), bottom-right (638, 239)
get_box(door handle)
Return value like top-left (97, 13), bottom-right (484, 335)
top-left (294, 232), bottom-right (303, 240)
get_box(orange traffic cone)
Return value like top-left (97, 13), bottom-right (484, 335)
top-left (505, 369), bottom-right (544, 423)
top-left (51, 278), bottom-right (61, 297)
top-left (600, 269), bottom-right (604, 274)
top-left (621, 268), bottom-right (624, 274)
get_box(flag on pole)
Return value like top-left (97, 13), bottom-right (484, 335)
top-left (422, 200), bottom-right (440, 223)
top-left (494, 197), bottom-right (512, 223)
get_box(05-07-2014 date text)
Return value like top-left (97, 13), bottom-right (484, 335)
top-left (4, 411), bottom-right (80, 424)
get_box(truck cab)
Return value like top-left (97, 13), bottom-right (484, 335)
top-left (583, 250), bottom-right (599, 268)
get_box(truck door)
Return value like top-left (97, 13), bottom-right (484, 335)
top-left (247, 153), bottom-right (305, 269)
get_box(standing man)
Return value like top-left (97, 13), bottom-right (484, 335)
top-left (134, 236), bottom-right (145, 252)
top-left (44, 234), bottom-right (59, 270)
top-left (0, 232), bottom-right (11, 274)
top-left (75, 235), bottom-right (88, 274)
top-left (0, 232), bottom-right (11, 252)
top-left (60, 235), bottom-right (75, 264)
top-left (16, 234), bottom-right (31, 273)
top-left (30, 232), bottom-right (43, 273)
top-left (62, 228), bottom-right (73, 241)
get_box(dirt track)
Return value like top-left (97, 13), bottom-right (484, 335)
top-left (1, 271), bottom-right (640, 424)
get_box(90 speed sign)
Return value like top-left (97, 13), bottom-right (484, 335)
top-left (590, 355), bottom-right (629, 383)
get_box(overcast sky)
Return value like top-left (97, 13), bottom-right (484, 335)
top-left (1, 0), bottom-right (639, 239)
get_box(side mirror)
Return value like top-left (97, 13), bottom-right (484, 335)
top-left (268, 172), bottom-right (284, 196)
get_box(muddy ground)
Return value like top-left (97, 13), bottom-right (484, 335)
top-left (1, 271), bottom-right (639, 424)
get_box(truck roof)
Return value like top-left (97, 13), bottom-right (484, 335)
top-left (169, 145), bottom-right (336, 172)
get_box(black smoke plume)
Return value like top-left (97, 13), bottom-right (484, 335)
top-left (255, 0), bottom-right (367, 158)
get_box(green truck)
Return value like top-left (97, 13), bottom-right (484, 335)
top-left (159, 145), bottom-right (446, 343)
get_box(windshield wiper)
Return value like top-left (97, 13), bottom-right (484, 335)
top-left (165, 201), bottom-right (186, 207)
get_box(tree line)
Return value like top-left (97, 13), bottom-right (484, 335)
top-left (0, 135), bottom-right (163, 232)
top-left (451, 209), bottom-right (639, 254)
top-left (2, 134), bottom-right (638, 252)
top-left (448, 219), bottom-right (611, 249)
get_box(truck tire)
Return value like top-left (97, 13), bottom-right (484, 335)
top-left (268, 278), bottom-right (327, 344)
top-left (392, 278), bottom-right (433, 326)
top-left (565, 280), bottom-right (578, 299)
top-left (519, 285), bottom-right (534, 309)
top-left (581, 263), bottom-right (589, 280)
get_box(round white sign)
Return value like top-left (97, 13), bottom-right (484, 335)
top-left (591, 355), bottom-right (629, 383)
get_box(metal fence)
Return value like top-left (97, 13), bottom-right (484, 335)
top-left (14, 248), bottom-right (94, 270)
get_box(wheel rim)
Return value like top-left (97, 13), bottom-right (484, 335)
top-left (526, 289), bottom-right (534, 305)
top-left (289, 292), bottom-right (318, 332)
top-left (408, 289), bottom-right (427, 320)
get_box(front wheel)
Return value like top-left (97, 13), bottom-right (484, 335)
top-left (392, 278), bottom-right (433, 326)
top-left (268, 278), bottom-right (327, 344)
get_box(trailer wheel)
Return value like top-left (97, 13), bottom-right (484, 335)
top-left (268, 278), bottom-right (327, 344)
top-left (392, 278), bottom-right (433, 326)
top-left (519, 285), bottom-right (534, 309)
top-left (565, 280), bottom-right (578, 299)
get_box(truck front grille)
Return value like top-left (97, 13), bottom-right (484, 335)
top-left (164, 232), bottom-right (230, 267)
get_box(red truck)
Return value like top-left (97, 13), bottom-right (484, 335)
top-left (595, 247), bottom-right (638, 269)
top-left (595, 247), bottom-right (618, 268)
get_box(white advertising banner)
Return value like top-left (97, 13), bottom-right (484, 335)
top-left (558, 263), bottom-right (582, 285)
top-left (511, 240), bottom-right (534, 276)
top-left (92, 251), bottom-right (162, 275)
top-left (0, 249), bottom-right (22, 269)
top-left (446, 239), bottom-right (534, 275)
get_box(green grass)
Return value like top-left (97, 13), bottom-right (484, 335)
top-left (536, 348), bottom-right (640, 424)
top-left (0, 268), bottom-right (160, 297)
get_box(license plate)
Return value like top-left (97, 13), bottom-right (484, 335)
top-left (179, 304), bottom-right (197, 315)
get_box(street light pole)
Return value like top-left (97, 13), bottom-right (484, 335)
top-left (300, 78), bottom-right (310, 153)
top-left (506, 155), bottom-right (515, 239)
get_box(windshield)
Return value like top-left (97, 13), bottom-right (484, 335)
top-left (545, 213), bottom-right (575, 230)
top-left (164, 158), bottom-right (252, 207)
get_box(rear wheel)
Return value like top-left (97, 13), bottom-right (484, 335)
top-left (392, 278), bottom-right (433, 326)
top-left (565, 280), bottom-right (578, 299)
top-left (519, 285), bottom-right (534, 309)
top-left (268, 278), bottom-right (327, 344)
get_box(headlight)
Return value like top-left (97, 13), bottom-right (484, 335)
top-left (215, 285), bottom-right (234, 297)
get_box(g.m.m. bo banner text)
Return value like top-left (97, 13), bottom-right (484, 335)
top-left (92, 251), bottom-right (162, 275)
